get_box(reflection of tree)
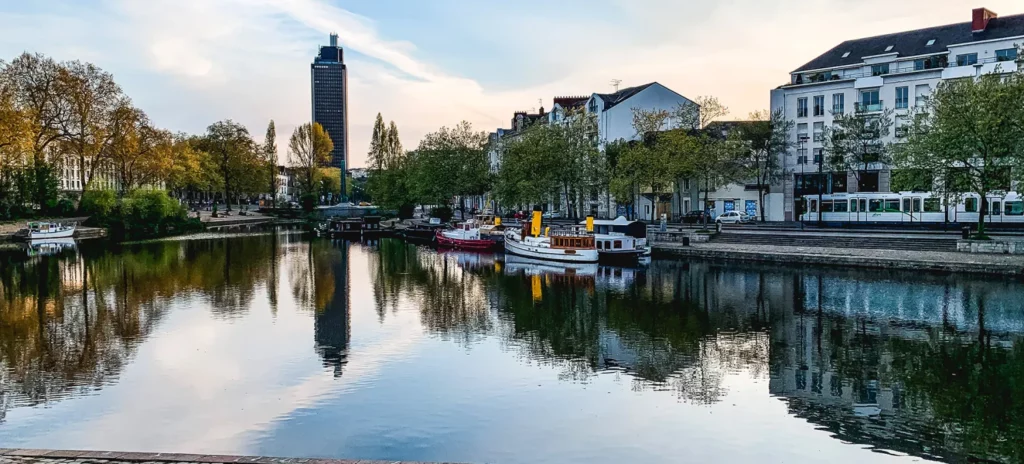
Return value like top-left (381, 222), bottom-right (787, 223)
top-left (0, 234), bottom-right (282, 420)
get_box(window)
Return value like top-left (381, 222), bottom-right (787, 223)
top-left (871, 63), bottom-right (889, 76)
top-left (915, 84), bottom-right (930, 107)
top-left (822, 201), bottom-right (834, 213)
top-left (884, 199), bottom-right (900, 212)
top-left (813, 95), bottom-right (824, 116)
top-left (956, 53), bottom-right (978, 66)
top-left (813, 148), bottom-right (824, 164)
top-left (809, 200), bottom-right (817, 213)
top-left (926, 39), bottom-right (936, 46)
top-left (965, 198), bottom-right (978, 212)
top-left (812, 122), bottom-right (824, 142)
top-left (1006, 201), bottom-right (1024, 216)
top-left (885, 45), bottom-right (894, 52)
top-left (851, 199), bottom-right (859, 212)
top-left (614, 240), bottom-right (622, 249)
top-left (797, 123), bottom-right (808, 142)
top-left (842, 51), bottom-right (851, 58)
top-left (834, 200), bottom-right (849, 213)
top-left (588, 99), bottom-right (598, 113)
top-left (924, 198), bottom-right (941, 212)
top-left (996, 48), bottom-right (1018, 62)
top-left (859, 90), bottom-right (881, 112)
top-left (797, 98), bottom-right (808, 118)
top-left (859, 199), bottom-right (867, 212)
top-left (832, 94), bottom-right (844, 114)
top-left (992, 201), bottom-right (1001, 216)
top-left (869, 199), bottom-right (883, 212)
top-left (895, 86), bottom-right (909, 109)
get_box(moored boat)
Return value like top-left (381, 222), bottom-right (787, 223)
top-left (436, 223), bottom-right (500, 251)
top-left (504, 210), bottom-right (598, 263)
top-left (581, 216), bottom-right (650, 261)
top-left (16, 222), bottom-right (77, 240)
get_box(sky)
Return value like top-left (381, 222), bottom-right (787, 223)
top-left (0, 0), bottom-right (1019, 168)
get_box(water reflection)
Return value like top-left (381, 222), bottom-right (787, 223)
top-left (1, 235), bottom-right (1022, 463)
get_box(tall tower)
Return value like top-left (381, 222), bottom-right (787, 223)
top-left (311, 33), bottom-right (349, 194)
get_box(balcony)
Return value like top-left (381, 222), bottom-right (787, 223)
top-left (855, 101), bottom-right (884, 113)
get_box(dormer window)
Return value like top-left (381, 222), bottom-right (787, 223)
top-left (926, 39), bottom-right (936, 46)
top-left (588, 98), bottom-right (598, 113)
top-left (842, 52), bottom-right (851, 58)
top-left (885, 45), bottom-right (894, 52)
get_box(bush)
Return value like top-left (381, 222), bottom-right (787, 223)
top-left (430, 206), bottom-right (453, 223)
top-left (300, 193), bottom-right (317, 212)
top-left (81, 189), bottom-right (118, 221)
top-left (89, 189), bottom-right (198, 240)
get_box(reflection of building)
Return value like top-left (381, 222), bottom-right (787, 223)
top-left (314, 244), bottom-right (350, 377)
top-left (311, 33), bottom-right (349, 181)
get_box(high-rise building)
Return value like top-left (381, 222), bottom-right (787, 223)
top-left (311, 33), bottom-right (349, 188)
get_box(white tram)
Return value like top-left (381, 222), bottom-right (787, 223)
top-left (799, 191), bottom-right (1024, 224)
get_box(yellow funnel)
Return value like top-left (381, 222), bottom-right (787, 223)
top-left (531, 210), bottom-right (542, 237)
top-left (586, 216), bottom-right (594, 232)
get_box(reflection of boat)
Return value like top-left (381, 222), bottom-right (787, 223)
top-left (16, 222), bottom-right (77, 240)
top-left (594, 265), bottom-right (640, 290)
top-left (503, 254), bottom-right (598, 276)
top-left (26, 237), bottom-right (77, 257)
top-left (436, 223), bottom-right (500, 251)
top-left (504, 211), bottom-right (598, 263)
top-left (581, 216), bottom-right (649, 260)
top-left (438, 248), bottom-right (498, 270)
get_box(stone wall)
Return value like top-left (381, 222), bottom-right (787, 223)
top-left (649, 231), bottom-right (716, 244)
top-left (957, 240), bottom-right (1024, 254)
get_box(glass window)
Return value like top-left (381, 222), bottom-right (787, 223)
top-left (869, 199), bottom-right (883, 212)
top-left (884, 199), bottom-right (900, 212)
top-left (850, 199), bottom-right (859, 212)
top-left (822, 201), bottom-right (834, 213)
top-left (924, 198), bottom-right (941, 212)
top-left (996, 48), bottom-right (1018, 62)
top-left (834, 200), bottom-right (848, 213)
top-left (992, 201), bottom-right (1001, 216)
top-left (965, 198), bottom-right (978, 212)
top-left (813, 148), bottom-right (823, 164)
top-left (956, 53), bottom-right (978, 66)
top-left (860, 90), bottom-right (880, 111)
top-left (902, 198), bottom-right (911, 212)
top-left (813, 122), bottom-right (824, 142)
top-left (913, 198), bottom-right (921, 213)
top-left (809, 199), bottom-right (817, 213)
top-left (797, 98), bottom-right (808, 118)
top-left (1006, 201), bottom-right (1024, 216)
top-left (871, 64), bottom-right (889, 76)
top-left (614, 240), bottom-right (622, 249)
top-left (860, 199), bottom-right (867, 212)
top-left (895, 86), bottom-right (909, 109)
top-left (832, 94), bottom-right (845, 114)
top-left (813, 95), bottom-right (825, 116)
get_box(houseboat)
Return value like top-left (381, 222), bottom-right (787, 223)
top-left (503, 211), bottom-right (599, 263)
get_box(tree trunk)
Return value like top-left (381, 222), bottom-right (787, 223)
top-left (976, 191), bottom-right (987, 236)
top-left (759, 186), bottom-right (767, 223)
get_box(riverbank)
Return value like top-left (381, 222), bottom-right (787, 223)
top-left (0, 450), bottom-right (456, 464)
top-left (653, 242), bottom-right (1024, 277)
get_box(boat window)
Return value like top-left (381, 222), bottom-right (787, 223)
top-left (965, 198), bottom-right (978, 212)
top-left (884, 199), bottom-right (900, 212)
top-left (833, 200), bottom-right (848, 213)
top-left (821, 201), bottom-right (833, 213)
top-left (614, 240), bottom-right (622, 249)
top-left (913, 198), bottom-right (921, 213)
top-left (924, 198), bottom-right (941, 212)
top-left (1005, 201), bottom-right (1024, 215)
top-left (869, 199), bottom-right (883, 212)
top-left (992, 201), bottom-right (1001, 216)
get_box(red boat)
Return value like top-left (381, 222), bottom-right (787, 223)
top-left (435, 224), bottom-right (499, 251)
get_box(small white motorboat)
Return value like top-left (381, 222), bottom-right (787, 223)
top-left (17, 222), bottom-right (77, 240)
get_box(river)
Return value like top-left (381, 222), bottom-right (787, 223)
top-left (0, 232), bottom-right (1022, 463)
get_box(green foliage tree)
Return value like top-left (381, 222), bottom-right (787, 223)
top-left (411, 121), bottom-right (489, 219)
top-left (288, 122), bottom-right (334, 209)
top-left (263, 120), bottom-right (278, 207)
top-left (197, 120), bottom-right (258, 211)
top-left (368, 113), bottom-right (386, 171)
top-left (738, 109), bottom-right (793, 222)
top-left (896, 71), bottom-right (1024, 236)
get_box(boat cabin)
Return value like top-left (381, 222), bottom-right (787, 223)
top-left (549, 229), bottom-right (595, 250)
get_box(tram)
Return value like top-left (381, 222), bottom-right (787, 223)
top-left (799, 191), bottom-right (1024, 224)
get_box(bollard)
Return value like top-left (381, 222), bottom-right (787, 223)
top-left (962, 226), bottom-right (970, 240)
top-left (716, 221), bottom-right (723, 233)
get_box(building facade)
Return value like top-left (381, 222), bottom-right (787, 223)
top-left (311, 33), bottom-right (350, 194)
top-left (770, 7), bottom-right (1024, 221)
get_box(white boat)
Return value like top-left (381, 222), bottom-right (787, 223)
top-left (580, 216), bottom-right (650, 259)
top-left (504, 215), bottom-right (599, 263)
top-left (26, 237), bottom-right (77, 257)
top-left (18, 222), bottom-right (77, 240)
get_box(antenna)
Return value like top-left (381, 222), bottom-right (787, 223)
top-left (611, 79), bottom-right (622, 92)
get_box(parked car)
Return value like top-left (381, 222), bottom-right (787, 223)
top-left (682, 210), bottom-right (710, 224)
top-left (716, 211), bottom-right (752, 224)
top-left (542, 211), bottom-right (563, 219)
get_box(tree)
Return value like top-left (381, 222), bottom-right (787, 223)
top-left (824, 108), bottom-right (894, 223)
top-left (106, 103), bottom-right (173, 195)
top-left (54, 60), bottom-right (123, 204)
top-left (626, 107), bottom-right (676, 221)
top-left (676, 95), bottom-right (728, 131)
top-left (896, 71), bottom-right (1024, 236)
top-left (263, 120), bottom-right (278, 207)
top-left (199, 120), bottom-right (257, 211)
top-left (288, 122), bottom-right (334, 201)
top-left (368, 113), bottom-right (386, 171)
top-left (385, 120), bottom-right (403, 169)
top-left (494, 123), bottom-right (562, 208)
top-left (7, 53), bottom-right (65, 206)
top-left (738, 109), bottom-right (793, 222)
top-left (411, 121), bottom-right (489, 219)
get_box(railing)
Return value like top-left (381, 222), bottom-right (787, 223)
top-left (855, 101), bottom-right (884, 113)
top-left (790, 54), bottom-right (1021, 86)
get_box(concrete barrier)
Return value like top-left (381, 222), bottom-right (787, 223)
top-left (957, 240), bottom-right (1024, 254)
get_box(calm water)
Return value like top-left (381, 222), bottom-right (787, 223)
top-left (1, 232), bottom-right (1023, 464)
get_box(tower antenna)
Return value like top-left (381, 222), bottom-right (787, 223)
top-left (611, 79), bottom-right (622, 92)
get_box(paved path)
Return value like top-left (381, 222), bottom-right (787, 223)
top-left (653, 242), bottom-right (1024, 276)
top-left (0, 449), bottom-right (460, 464)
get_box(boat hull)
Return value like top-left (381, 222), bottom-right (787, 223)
top-left (436, 231), bottom-right (499, 251)
top-left (25, 228), bottom-right (76, 240)
top-left (504, 235), bottom-right (599, 263)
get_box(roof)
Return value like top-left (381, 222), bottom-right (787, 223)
top-left (794, 13), bottom-right (1024, 72)
top-left (552, 96), bottom-right (589, 109)
top-left (595, 83), bottom-right (657, 110)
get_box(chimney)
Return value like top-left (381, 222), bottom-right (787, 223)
top-left (972, 8), bottom-right (997, 33)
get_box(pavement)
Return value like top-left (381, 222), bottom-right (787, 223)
top-left (0, 450), bottom-right (458, 464)
top-left (653, 242), bottom-right (1024, 276)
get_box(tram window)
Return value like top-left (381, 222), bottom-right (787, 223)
top-left (884, 199), bottom-right (900, 212)
top-left (833, 201), bottom-right (848, 213)
top-left (850, 200), bottom-right (858, 212)
top-left (1006, 201), bottom-right (1024, 216)
top-left (902, 198), bottom-right (911, 212)
top-left (860, 199), bottom-right (867, 212)
top-left (913, 198), bottom-right (921, 213)
top-left (869, 199), bottom-right (883, 212)
top-left (809, 200), bottom-right (817, 213)
top-left (822, 201), bottom-right (834, 213)
top-left (924, 198), bottom-right (941, 212)
top-left (992, 201), bottom-right (1001, 216)
top-left (965, 198), bottom-right (978, 212)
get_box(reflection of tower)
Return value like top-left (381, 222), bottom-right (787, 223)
top-left (314, 243), bottom-right (350, 377)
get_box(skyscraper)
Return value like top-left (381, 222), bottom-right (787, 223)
top-left (311, 33), bottom-right (349, 190)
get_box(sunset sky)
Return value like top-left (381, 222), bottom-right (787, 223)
top-left (0, 0), bottom-right (1019, 167)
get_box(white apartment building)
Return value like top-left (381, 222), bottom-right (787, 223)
top-left (769, 7), bottom-right (1024, 221)
top-left (57, 155), bottom-right (120, 193)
